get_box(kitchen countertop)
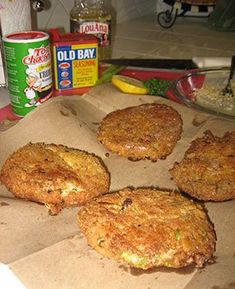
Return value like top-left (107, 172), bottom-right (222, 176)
top-left (112, 14), bottom-right (235, 59)
top-left (1, 14), bottom-right (234, 111)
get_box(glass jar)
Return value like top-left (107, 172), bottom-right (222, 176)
top-left (70, 0), bottom-right (112, 60)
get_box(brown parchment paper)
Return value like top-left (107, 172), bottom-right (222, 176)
top-left (0, 84), bottom-right (235, 289)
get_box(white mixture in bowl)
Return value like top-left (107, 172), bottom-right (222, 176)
top-left (194, 82), bottom-right (235, 117)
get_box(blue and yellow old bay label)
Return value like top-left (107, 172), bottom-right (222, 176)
top-left (53, 42), bottom-right (98, 90)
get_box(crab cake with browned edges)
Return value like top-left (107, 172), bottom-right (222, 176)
top-left (97, 103), bottom-right (183, 161)
top-left (170, 130), bottom-right (235, 201)
top-left (77, 188), bottom-right (216, 270)
top-left (0, 143), bottom-right (110, 215)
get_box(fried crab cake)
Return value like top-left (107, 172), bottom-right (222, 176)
top-left (0, 143), bottom-right (110, 215)
top-left (97, 103), bottom-right (183, 161)
top-left (170, 130), bottom-right (235, 201)
top-left (77, 188), bottom-right (216, 270)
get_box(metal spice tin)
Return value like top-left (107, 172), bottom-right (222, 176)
top-left (3, 31), bottom-right (53, 117)
top-left (49, 29), bottom-right (98, 94)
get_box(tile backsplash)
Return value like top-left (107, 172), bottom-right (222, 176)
top-left (35, 0), bottom-right (156, 32)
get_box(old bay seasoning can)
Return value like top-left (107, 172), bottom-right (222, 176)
top-left (3, 31), bottom-right (53, 117)
top-left (49, 29), bottom-right (98, 95)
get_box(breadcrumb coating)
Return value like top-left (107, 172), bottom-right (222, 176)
top-left (97, 103), bottom-right (183, 161)
top-left (78, 187), bottom-right (216, 269)
top-left (0, 143), bottom-right (110, 214)
top-left (170, 130), bottom-right (235, 201)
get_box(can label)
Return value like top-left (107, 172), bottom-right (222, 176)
top-left (3, 31), bottom-right (53, 117)
top-left (53, 42), bottom-right (98, 90)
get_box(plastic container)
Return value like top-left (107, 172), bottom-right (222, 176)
top-left (2, 31), bottom-right (53, 117)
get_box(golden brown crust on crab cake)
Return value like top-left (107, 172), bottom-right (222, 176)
top-left (77, 187), bottom-right (216, 270)
top-left (170, 130), bottom-right (235, 201)
top-left (97, 103), bottom-right (183, 161)
top-left (0, 143), bottom-right (110, 215)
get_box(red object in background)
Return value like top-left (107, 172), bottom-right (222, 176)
top-left (0, 105), bottom-right (22, 122)
top-left (118, 68), bottom-right (186, 103)
top-left (175, 72), bottom-right (205, 101)
top-left (0, 67), bottom-right (188, 123)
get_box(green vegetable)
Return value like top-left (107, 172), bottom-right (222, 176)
top-left (144, 79), bottom-right (172, 96)
top-left (96, 65), bottom-right (125, 85)
top-left (120, 251), bottom-right (149, 268)
top-left (175, 229), bottom-right (181, 241)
